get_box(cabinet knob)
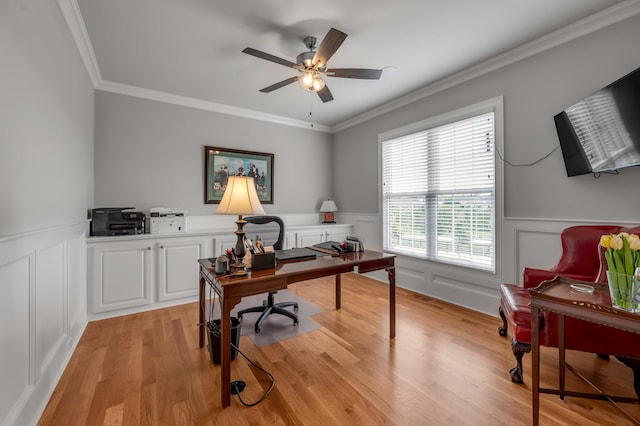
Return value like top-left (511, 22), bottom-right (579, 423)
top-left (147, 247), bottom-right (151, 250)
top-left (160, 245), bottom-right (164, 249)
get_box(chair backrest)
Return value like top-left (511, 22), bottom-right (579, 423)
top-left (550, 225), bottom-right (620, 278)
top-left (244, 216), bottom-right (284, 250)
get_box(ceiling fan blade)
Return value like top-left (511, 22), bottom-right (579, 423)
top-left (313, 28), bottom-right (347, 68)
top-left (259, 76), bottom-right (299, 93)
top-left (317, 85), bottom-right (333, 103)
top-left (327, 68), bottom-right (382, 80)
top-left (242, 47), bottom-right (298, 69)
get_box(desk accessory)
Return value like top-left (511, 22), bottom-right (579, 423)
top-left (215, 176), bottom-right (266, 273)
top-left (215, 255), bottom-right (230, 274)
top-left (346, 235), bottom-right (364, 252)
top-left (252, 252), bottom-right (276, 270)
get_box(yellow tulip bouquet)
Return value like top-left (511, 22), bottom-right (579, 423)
top-left (600, 232), bottom-right (640, 311)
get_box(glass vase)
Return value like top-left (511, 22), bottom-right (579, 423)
top-left (607, 270), bottom-right (640, 313)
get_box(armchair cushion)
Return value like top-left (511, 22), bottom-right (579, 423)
top-left (500, 284), bottom-right (531, 339)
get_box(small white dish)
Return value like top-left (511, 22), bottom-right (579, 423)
top-left (570, 283), bottom-right (595, 294)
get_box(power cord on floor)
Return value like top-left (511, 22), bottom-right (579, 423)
top-left (230, 340), bottom-right (275, 407)
top-left (206, 283), bottom-right (275, 407)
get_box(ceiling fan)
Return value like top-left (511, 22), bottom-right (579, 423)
top-left (242, 27), bottom-right (382, 103)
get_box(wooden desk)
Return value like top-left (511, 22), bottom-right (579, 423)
top-left (529, 276), bottom-right (640, 425)
top-left (198, 250), bottom-right (396, 408)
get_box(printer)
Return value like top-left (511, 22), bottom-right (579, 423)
top-left (90, 207), bottom-right (146, 236)
top-left (149, 208), bottom-right (187, 234)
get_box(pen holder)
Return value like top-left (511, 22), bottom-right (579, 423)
top-left (252, 252), bottom-right (276, 270)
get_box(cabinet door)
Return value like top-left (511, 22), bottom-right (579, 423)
top-left (326, 226), bottom-right (352, 244)
top-left (296, 225), bottom-right (354, 248)
top-left (89, 241), bottom-right (152, 313)
top-left (157, 237), bottom-right (207, 301)
top-left (296, 230), bottom-right (325, 248)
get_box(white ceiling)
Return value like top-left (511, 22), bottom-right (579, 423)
top-left (69, 0), bottom-right (634, 132)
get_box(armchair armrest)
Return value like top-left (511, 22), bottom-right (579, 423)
top-left (522, 267), bottom-right (592, 289)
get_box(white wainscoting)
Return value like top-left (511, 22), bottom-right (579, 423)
top-left (337, 213), bottom-right (637, 317)
top-left (2, 214), bottom-right (633, 425)
top-left (0, 221), bottom-right (87, 426)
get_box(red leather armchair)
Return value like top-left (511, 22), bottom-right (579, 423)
top-left (499, 225), bottom-right (640, 393)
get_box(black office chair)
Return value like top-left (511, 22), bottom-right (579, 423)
top-left (237, 215), bottom-right (299, 333)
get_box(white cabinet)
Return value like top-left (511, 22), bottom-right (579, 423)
top-left (87, 222), bottom-right (353, 318)
top-left (295, 224), bottom-right (353, 248)
top-left (88, 234), bottom-right (213, 317)
top-left (156, 237), bottom-right (207, 302)
top-left (88, 239), bottom-right (153, 314)
top-left (326, 227), bottom-right (351, 244)
top-left (296, 229), bottom-right (325, 247)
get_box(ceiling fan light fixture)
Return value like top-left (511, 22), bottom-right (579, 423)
top-left (298, 71), bottom-right (325, 92)
top-left (296, 51), bottom-right (315, 68)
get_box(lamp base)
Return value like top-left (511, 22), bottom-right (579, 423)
top-left (234, 214), bottom-right (247, 262)
top-left (229, 268), bottom-right (248, 277)
top-left (322, 212), bottom-right (335, 223)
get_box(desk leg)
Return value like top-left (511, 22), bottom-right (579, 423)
top-left (559, 313), bottom-right (566, 400)
top-left (335, 274), bottom-right (341, 309)
top-left (220, 296), bottom-right (240, 408)
top-left (199, 275), bottom-right (205, 349)
top-left (531, 305), bottom-right (541, 426)
top-left (388, 266), bottom-right (396, 339)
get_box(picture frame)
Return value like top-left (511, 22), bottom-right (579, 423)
top-left (204, 146), bottom-right (274, 204)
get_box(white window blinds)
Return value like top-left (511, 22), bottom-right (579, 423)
top-left (382, 112), bottom-right (495, 271)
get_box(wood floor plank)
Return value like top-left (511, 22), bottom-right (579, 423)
top-left (39, 273), bottom-right (640, 425)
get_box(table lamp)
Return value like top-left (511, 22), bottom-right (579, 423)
top-left (216, 176), bottom-right (266, 270)
top-left (320, 199), bottom-right (338, 224)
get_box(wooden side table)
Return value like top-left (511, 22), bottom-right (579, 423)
top-left (529, 276), bottom-right (640, 425)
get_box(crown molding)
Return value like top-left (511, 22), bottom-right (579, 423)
top-left (57, 0), bottom-right (331, 133)
top-left (96, 80), bottom-right (332, 133)
top-left (56, 0), bottom-right (101, 86)
top-left (331, 0), bottom-right (640, 133)
top-left (58, 0), bottom-right (640, 135)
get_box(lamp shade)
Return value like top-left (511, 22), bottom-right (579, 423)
top-left (216, 176), bottom-right (266, 215)
top-left (319, 200), bottom-right (338, 213)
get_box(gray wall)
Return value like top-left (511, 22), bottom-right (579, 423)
top-left (0, 1), bottom-right (94, 237)
top-left (1, 3), bottom-right (93, 425)
top-left (94, 91), bottom-right (333, 215)
top-left (333, 14), bottom-right (640, 222)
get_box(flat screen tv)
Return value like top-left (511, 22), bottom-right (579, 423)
top-left (554, 66), bottom-right (640, 177)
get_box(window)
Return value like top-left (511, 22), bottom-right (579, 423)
top-left (381, 100), bottom-right (501, 272)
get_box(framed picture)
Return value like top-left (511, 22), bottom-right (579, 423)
top-left (204, 146), bottom-right (274, 204)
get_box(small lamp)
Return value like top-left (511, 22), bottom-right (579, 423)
top-left (319, 200), bottom-right (338, 224)
top-left (216, 176), bottom-right (266, 269)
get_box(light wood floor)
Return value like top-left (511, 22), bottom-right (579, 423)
top-left (40, 274), bottom-right (640, 425)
